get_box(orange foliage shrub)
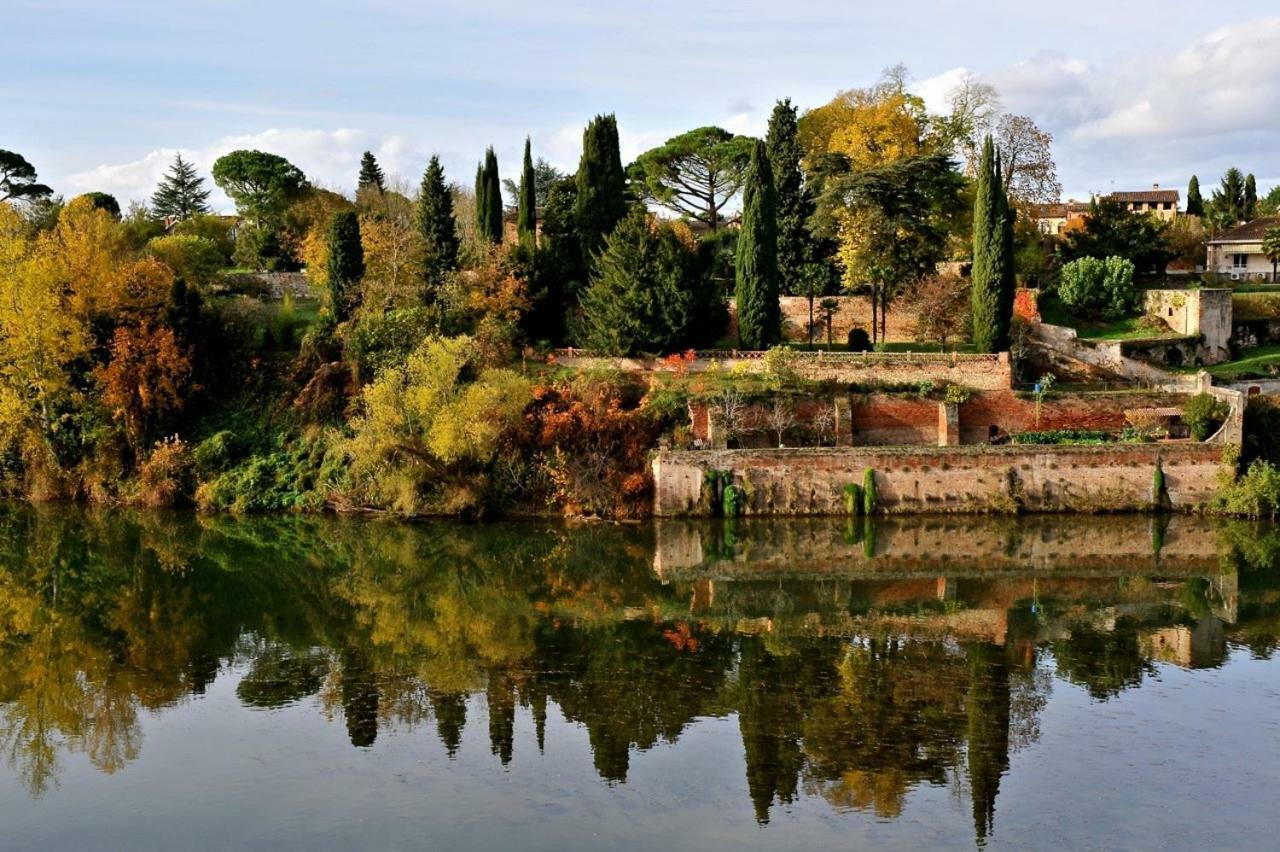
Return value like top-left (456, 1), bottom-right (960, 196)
top-left (98, 323), bottom-right (193, 457)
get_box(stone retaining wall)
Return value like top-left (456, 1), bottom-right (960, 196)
top-left (652, 444), bottom-right (1225, 516)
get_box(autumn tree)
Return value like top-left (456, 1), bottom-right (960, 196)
top-left (358, 151), bottom-right (386, 194)
top-left (576, 114), bottom-right (628, 260)
top-left (151, 154), bottom-right (211, 221)
top-left (416, 156), bottom-right (461, 293)
top-left (736, 141), bottom-right (782, 349)
top-left (629, 127), bottom-right (753, 232)
top-left (359, 187), bottom-right (422, 309)
top-left (0, 150), bottom-right (53, 204)
top-left (993, 115), bottom-right (1060, 206)
top-left (98, 323), bottom-right (192, 458)
top-left (798, 71), bottom-right (931, 173)
top-left (325, 211), bottom-right (364, 322)
top-left (146, 234), bottom-right (224, 287)
top-left (906, 273), bottom-right (971, 349)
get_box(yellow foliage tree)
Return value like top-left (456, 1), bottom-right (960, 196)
top-left (359, 213), bottom-right (422, 310)
top-left (798, 82), bottom-right (931, 171)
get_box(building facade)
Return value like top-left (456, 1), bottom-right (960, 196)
top-left (1206, 217), bottom-right (1280, 282)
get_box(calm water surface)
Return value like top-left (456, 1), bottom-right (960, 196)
top-left (1, 507), bottom-right (1278, 850)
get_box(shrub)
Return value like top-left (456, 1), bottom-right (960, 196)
top-left (862, 468), bottom-right (877, 514)
top-left (1011, 429), bottom-right (1110, 445)
top-left (943, 383), bottom-right (972, 405)
top-left (137, 436), bottom-right (194, 507)
top-left (1056, 255), bottom-right (1137, 318)
top-left (847, 327), bottom-right (872, 352)
top-left (344, 307), bottom-right (438, 381)
top-left (1182, 392), bottom-right (1228, 441)
top-left (192, 430), bottom-right (242, 477)
top-left (146, 234), bottom-right (225, 287)
top-left (1214, 460), bottom-right (1280, 518)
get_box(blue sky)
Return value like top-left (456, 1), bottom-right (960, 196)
top-left (7, 0), bottom-right (1280, 211)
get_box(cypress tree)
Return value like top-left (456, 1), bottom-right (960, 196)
top-left (1186, 175), bottom-right (1203, 216)
top-left (736, 140), bottom-right (782, 350)
top-left (416, 155), bottom-right (461, 292)
top-left (971, 136), bottom-right (1013, 352)
top-left (765, 98), bottom-right (814, 295)
top-left (326, 211), bottom-right (364, 323)
top-left (517, 137), bottom-right (537, 246)
top-left (151, 153), bottom-right (211, 221)
top-left (357, 151), bottom-right (385, 193)
top-left (475, 161), bottom-right (487, 238)
top-left (575, 114), bottom-right (628, 261)
top-left (1245, 173), bottom-right (1258, 220)
top-left (475, 147), bottom-right (503, 244)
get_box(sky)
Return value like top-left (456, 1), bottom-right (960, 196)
top-left (7, 0), bottom-right (1280, 213)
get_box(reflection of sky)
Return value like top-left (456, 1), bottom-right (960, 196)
top-left (3, 649), bottom-right (1279, 849)
top-left (7, 2), bottom-right (1280, 209)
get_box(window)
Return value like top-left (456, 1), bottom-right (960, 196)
top-left (1233, 253), bottom-right (1249, 270)
top-left (1163, 202), bottom-right (1172, 210)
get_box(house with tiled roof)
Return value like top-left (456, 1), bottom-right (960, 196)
top-left (1108, 185), bottom-right (1179, 221)
top-left (1027, 200), bottom-right (1090, 235)
top-left (1206, 216), bottom-right (1280, 282)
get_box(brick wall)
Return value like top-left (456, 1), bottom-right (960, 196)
top-left (652, 444), bottom-right (1225, 516)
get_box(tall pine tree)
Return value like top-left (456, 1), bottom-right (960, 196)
top-left (416, 155), bottom-right (460, 293)
top-left (326, 211), bottom-right (364, 323)
top-left (358, 151), bottom-right (386, 193)
top-left (736, 141), bottom-right (782, 350)
top-left (765, 98), bottom-right (814, 295)
top-left (970, 137), bottom-right (1014, 353)
top-left (475, 147), bottom-right (503, 244)
top-left (575, 114), bottom-right (628, 261)
top-left (1186, 175), bottom-right (1204, 217)
top-left (151, 154), bottom-right (211, 221)
top-left (517, 137), bottom-right (537, 246)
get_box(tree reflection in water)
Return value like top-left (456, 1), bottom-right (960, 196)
top-left (0, 506), bottom-right (1278, 844)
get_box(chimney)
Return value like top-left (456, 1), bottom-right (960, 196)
top-left (1153, 183), bottom-right (1160, 190)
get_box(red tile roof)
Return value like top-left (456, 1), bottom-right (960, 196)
top-left (1208, 216), bottom-right (1280, 244)
top-left (1109, 189), bottom-right (1179, 203)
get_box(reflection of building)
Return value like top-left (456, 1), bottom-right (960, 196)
top-left (1141, 618), bottom-right (1227, 669)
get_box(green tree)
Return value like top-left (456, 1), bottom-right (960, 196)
top-left (628, 126), bottom-right (752, 232)
top-left (326, 211), bottom-right (364, 322)
top-left (736, 141), bottom-right (782, 350)
top-left (475, 147), bottom-right (503, 245)
top-left (1185, 175), bottom-right (1204, 217)
top-left (526, 178), bottom-right (581, 343)
top-left (1057, 256), bottom-right (1136, 319)
top-left (1208, 168), bottom-right (1247, 227)
top-left (575, 114), bottom-right (628, 261)
top-left (151, 154), bottom-right (211, 221)
top-left (767, 99), bottom-right (817, 295)
top-left (1245, 173), bottom-right (1258, 220)
top-left (358, 151), bottom-right (386, 194)
top-left (210, 150), bottom-right (308, 226)
top-left (1263, 226), bottom-right (1280, 284)
top-left (970, 136), bottom-right (1014, 352)
top-left (517, 137), bottom-right (537, 246)
top-left (0, 150), bottom-right (53, 204)
top-left (502, 157), bottom-right (564, 208)
top-left (1060, 197), bottom-right (1171, 276)
top-left (575, 209), bottom-right (718, 355)
top-left (415, 155), bottom-right (461, 293)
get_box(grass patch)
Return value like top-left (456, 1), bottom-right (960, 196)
top-left (1203, 344), bottom-right (1280, 380)
top-left (1038, 295), bottom-right (1173, 340)
top-left (1232, 292), bottom-right (1280, 321)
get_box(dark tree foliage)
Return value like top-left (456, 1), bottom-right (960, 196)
top-left (78, 192), bottom-right (121, 219)
top-left (628, 126), bottom-right (753, 231)
top-left (735, 141), bottom-right (782, 350)
top-left (476, 147), bottom-right (503, 244)
top-left (575, 114), bottom-right (629, 262)
top-left (575, 208), bottom-right (721, 355)
top-left (766, 98), bottom-right (817, 295)
top-left (970, 137), bottom-right (1014, 352)
top-left (517, 137), bottom-right (537, 245)
top-left (416, 155), bottom-right (461, 293)
top-left (1245, 173), bottom-right (1258, 221)
top-left (1210, 168), bottom-right (1247, 225)
top-left (151, 154), bottom-right (212, 221)
top-left (1060, 197), bottom-right (1172, 277)
top-left (0, 150), bottom-right (53, 204)
top-left (502, 157), bottom-right (565, 208)
top-left (326, 211), bottom-right (364, 323)
top-left (358, 151), bottom-right (386, 193)
top-left (1186, 175), bottom-right (1203, 217)
top-left (525, 177), bottom-right (582, 343)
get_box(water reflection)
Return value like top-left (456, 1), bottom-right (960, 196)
top-left (0, 506), bottom-right (1278, 844)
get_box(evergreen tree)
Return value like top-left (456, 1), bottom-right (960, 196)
top-left (1214, 168), bottom-right (1247, 223)
top-left (525, 178), bottom-right (581, 343)
top-left (576, 208), bottom-right (716, 355)
top-left (416, 155), bottom-right (460, 292)
top-left (476, 147), bottom-right (503, 244)
top-left (766, 98), bottom-right (815, 295)
top-left (971, 136), bottom-right (1014, 352)
top-left (575, 114), bottom-right (628, 261)
top-left (357, 151), bottom-right (386, 193)
top-left (735, 141), bottom-right (782, 350)
top-left (1186, 175), bottom-right (1203, 217)
top-left (1245, 173), bottom-right (1258, 220)
top-left (517, 137), bottom-right (537, 246)
top-left (326, 211), bottom-right (364, 322)
top-left (151, 154), bottom-right (211, 221)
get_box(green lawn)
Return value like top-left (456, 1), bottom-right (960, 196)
top-left (1038, 296), bottom-right (1174, 341)
top-left (1232, 292), bottom-right (1280, 321)
top-left (1203, 345), bottom-right (1280, 380)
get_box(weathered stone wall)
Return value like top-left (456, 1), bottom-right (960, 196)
top-left (725, 295), bottom-right (918, 344)
top-left (651, 444), bottom-right (1225, 516)
top-left (553, 349), bottom-right (1013, 391)
top-left (1143, 288), bottom-right (1232, 362)
top-left (1029, 321), bottom-right (1204, 386)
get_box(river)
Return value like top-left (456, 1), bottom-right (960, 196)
top-left (0, 506), bottom-right (1277, 849)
